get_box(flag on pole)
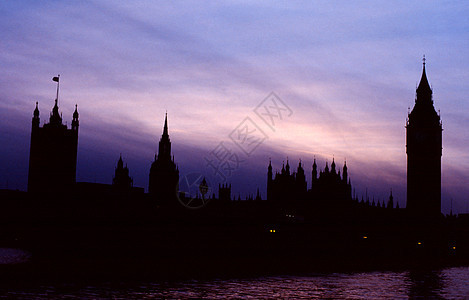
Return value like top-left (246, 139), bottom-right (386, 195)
top-left (52, 76), bottom-right (59, 82)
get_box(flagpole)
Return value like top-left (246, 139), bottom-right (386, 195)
top-left (56, 74), bottom-right (60, 105)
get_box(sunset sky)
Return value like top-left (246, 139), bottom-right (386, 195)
top-left (1, 1), bottom-right (468, 213)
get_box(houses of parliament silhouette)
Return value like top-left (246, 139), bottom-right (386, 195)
top-left (24, 60), bottom-right (442, 219)
top-left (5, 59), bottom-right (469, 280)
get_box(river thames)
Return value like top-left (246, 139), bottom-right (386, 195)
top-left (2, 266), bottom-right (469, 299)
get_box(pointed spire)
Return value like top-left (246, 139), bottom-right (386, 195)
top-left (34, 102), bottom-right (39, 117)
top-left (312, 157), bottom-right (318, 182)
top-left (342, 159), bottom-right (348, 182)
top-left (73, 104), bottom-right (79, 119)
top-left (416, 55), bottom-right (432, 99)
top-left (157, 112), bottom-right (172, 160)
top-left (163, 111), bottom-right (169, 136)
top-left (49, 98), bottom-right (62, 126)
top-left (32, 101), bottom-right (40, 127)
top-left (53, 98), bottom-right (58, 112)
top-left (387, 189), bottom-right (394, 209)
top-left (72, 104), bottom-right (79, 130)
top-left (117, 154), bottom-right (124, 169)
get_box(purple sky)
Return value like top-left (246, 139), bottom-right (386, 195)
top-left (1, 1), bottom-right (469, 213)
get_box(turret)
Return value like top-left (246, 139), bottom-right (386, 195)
top-left (49, 99), bottom-right (63, 126)
top-left (343, 160), bottom-right (348, 183)
top-left (268, 159), bottom-right (273, 181)
top-left (32, 102), bottom-right (40, 128)
top-left (72, 104), bottom-right (79, 131)
top-left (113, 154), bottom-right (133, 189)
top-left (256, 188), bottom-right (261, 201)
top-left (296, 159), bottom-right (307, 193)
top-left (387, 189), bottom-right (394, 209)
top-left (312, 158), bottom-right (317, 182)
top-left (117, 154), bottom-right (124, 169)
top-left (267, 159), bottom-right (273, 201)
top-left (297, 160), bottom-right (304, 176)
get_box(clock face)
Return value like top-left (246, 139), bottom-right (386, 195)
top-left (413, 130), bottom-right (441, 147)
top-left (415, 132), bottom-right (427, 142)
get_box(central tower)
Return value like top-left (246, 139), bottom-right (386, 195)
top-left (406, 58), bottom-right (442, 217)
top-left (149, 113), bottom-right (179, 205)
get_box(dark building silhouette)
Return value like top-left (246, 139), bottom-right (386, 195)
top-left (112, 155), bottom-right (133, 190)
top-left (149, 113), bottom-right (179, 204)
top-left (28, 96), bottom-right (79, 193)
top-left (74, 155), bottom-right (143, 201)
top-left (255, 188), bottom-right (262, 201)
top-left (218, 183), bottom-right (231, 202)
top-left (406, 58), bottom-right (442, 217)
top-left (267, 158), bottom-right (351, 209)
top-left (310, 158), bottom-right (352, 202)
top-left (267, 159), bottom-right (308, 205)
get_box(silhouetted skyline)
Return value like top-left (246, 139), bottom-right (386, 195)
top-left (1, 2), bottom-right (469, 213)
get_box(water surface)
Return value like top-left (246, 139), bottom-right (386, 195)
top-left (2, 267), bottom-right (469, 299)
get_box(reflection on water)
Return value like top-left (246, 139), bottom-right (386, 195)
top-left (0, 248), bottom-right (31, 264)
top-left (2, 267), bottom-right (469, 299)
top-left (406, 270), bottom-right (445, 299)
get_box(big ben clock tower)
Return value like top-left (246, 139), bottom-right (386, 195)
top-left (406, 57), bottom-right (442, 217)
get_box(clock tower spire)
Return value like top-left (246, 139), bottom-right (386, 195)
top-left (406, 57), bottom-right (442, 217)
